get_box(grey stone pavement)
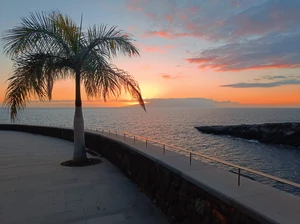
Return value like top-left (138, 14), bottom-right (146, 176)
top-left (0, 131), bottom-right (169, 224)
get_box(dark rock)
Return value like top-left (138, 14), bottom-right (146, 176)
top-left (167, 186), bottom-right (178, 205)
top-left (182, 218), bottom-right (191, 224)
top-left (195, 122), bottom-right (300, 148)
top-left (168, 204), bottom-right (184, 222)
top-left (195, 198), bottom-right (205, 216)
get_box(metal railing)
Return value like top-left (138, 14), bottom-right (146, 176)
top-left (91, 128), bottom-right (300, 189)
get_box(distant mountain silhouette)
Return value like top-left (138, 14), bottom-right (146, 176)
top-left (141, 98), bottom-right (239, 107)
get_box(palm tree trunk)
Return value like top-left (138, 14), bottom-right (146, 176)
top-left (73, 70), bottom-right (87, 162)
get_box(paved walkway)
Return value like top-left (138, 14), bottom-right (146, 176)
top-left (0, 131), bottom-right (168, 224)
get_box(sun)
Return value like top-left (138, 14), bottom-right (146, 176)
top-left (139, 83), bottom-right (162, 99)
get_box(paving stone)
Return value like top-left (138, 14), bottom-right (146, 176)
top-left (68, 220), bottom-right (87, 224)
top-left (45, 209), bottom-right (85, 223)
top-left (66, 201), bottom-right (84, 212)
top-left (4, 216), bottom-right (46, 224)
top-left (86, 213), bottom-right (126, 224)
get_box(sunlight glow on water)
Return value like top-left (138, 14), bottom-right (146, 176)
top-left (1, 107), bottom-right (300, 195)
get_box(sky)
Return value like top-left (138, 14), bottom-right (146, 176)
top-left (0, 0), bottom-right (300, 108)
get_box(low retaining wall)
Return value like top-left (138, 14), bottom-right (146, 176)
top-left (0, 124), bottom-right (293, 223)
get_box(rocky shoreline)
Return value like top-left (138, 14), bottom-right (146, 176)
top-left (195, 122), bottom-right (300, 148)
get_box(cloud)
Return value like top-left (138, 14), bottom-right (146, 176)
top-left (137, 43), bottom-right (174, 54)
top-left (126, 0), bottom-right (300, 72)
top-left (142, 45), bottom-right (166, 53)
top-left (186, 57), bottom-right (213, 64)
top-left (160, 73), bottom-right (182, 79)
top-left (128, 0), bottom-right (300, 41)
top-left (262, 75), bottom-right (288, 80)
top-left (186, 34), bottom-right (300, 71)
top-left (143, 30), bottom-right (192, 39)
top-left (220, 79), bottom-right (300, 88)
top-left (222, 0), bottom-right (300, 40)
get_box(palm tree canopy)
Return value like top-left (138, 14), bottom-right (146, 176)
top-left (2, 11), bottom-right (145, 120)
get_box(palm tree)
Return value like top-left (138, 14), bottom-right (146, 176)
top-left (2, 11), bottom-right (145, 163)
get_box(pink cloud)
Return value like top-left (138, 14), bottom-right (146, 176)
top-left (145, 12), bottom-right (158, 19)
top-left (221, 64), bottom-right (300, 72)
top-left (143, 46), bottom-right (166, 53)
top-left (137, 43), bottom-right (175, 54)
top-left (186, 32), bottom-right (300, 72)
top-left (143, 30), bottom-right (172, 38)
top-left (162, 75), bottom-right (172, 79)
top-left (165, 14), bottom-right (174, 22)
top-left (125, 0), bottom-right (144, 11)
top-left (188, 58), bottom-right (300, 72)
top-left (186, 58), bottom-right (213, 64)
top-left (125, 0), bottom-right (300, 71)
top-left (189, 6), bottom-right (201, 14)
top-left (139, 64), bottom-right (151, 70)
top-left (161, 74), bottom-right (182, 79)
top-left (165, 45), bottom-right (173, 49)
top-left (128, 0), bottom-right (300, 43)
top-left (143, 29), bottom-right (200, 39)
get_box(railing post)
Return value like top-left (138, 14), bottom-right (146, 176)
top-left (146, 139), bottom-right (148, 147)
top-left (163, 145), bottom-right (165, 155)
top-left (238, 168), bottom-right (241, 186)
top-left (189, 153), bottom-right (192, 165)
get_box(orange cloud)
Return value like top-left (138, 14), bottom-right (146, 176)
top-left (142, 46), bottom-right (166, 53)
top-left (165, 45), bottom-right (173, 49)
top-left (137, 43), bottom-right (175, 54)
top-left (186, 58), bottom-right (212, 64)
top-left (143, 30), bottom-right (196, 39)
top-left (187, 56), bottom-right (300, 71)
top-left (161, 74), bottom-right (182, 79)
top-left (217, 64), bottom-right (300, 72)
top-left (162, 75), bottom-right (172, 79)
top-left (165, 15), bottom-right (174, 22)
top-left (143, 30), bottom-right (172, 38)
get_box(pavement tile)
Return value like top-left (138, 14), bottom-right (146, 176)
top-left (86, 213), bottom-right (126, 224)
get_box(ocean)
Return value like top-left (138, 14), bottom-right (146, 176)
top-left (1, 107), bottom-right (300, 195)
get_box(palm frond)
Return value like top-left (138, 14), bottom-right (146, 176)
top-left (3, 52), bottom-right (72, 120)
top-left (77, 25), bottom-right (139, 63)
top-left (2, 11), bottom-right (74, 58)
top-left (50, 11), bottom-right (82, 54)
top-left (81, 55), bottom-right (145, 110)
top-left (110, 67), bottom-right (145, 111)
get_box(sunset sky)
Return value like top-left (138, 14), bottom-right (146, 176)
top-left (0, 0), bottom-right (300, 107)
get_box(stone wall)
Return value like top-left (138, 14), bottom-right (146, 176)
top-left (0, 124), bottom-right (261, 224)
top-left (0, 124), bottom-right (74, 141)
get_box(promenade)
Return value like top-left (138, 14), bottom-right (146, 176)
top-left (0, 131), bottom-right (168, 224)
